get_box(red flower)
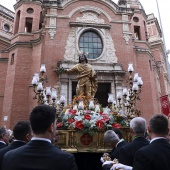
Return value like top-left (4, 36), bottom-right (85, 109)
top-left (68, 118), bottom-right (75, 123)
top-left (96, 120), bottom-right (105, 129)
top-left (75, 121), bottom-right (84, 130)
top-left (56, 122), bottom-right (63, 128)
top-left (112, 122), bottom-right (122, 128)
top-left (84, 114), bottom-right (91, 120)
top-left (99, 111), bottom-right (103, 115)
top-left (69, 109), bottom-right (77, 115)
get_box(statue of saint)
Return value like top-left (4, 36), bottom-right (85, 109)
top-left (65, 54), bottom-right (98, 98)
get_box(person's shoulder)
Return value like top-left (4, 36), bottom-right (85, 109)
top-left (4, 143), bottom-right (27, 157)
top-left (120, 139), bottom-right (144, 151)
top-left (0, 145), bottom-right (11, 155)
top-left (53, 147), bottom-right (74, 157)
top-left (3, 148), bottom-right (17, 160)
top-left (121, 141), bottom-right (132, 148)
top-left (0, 143), bottom-right (6, 148)
top-left (133, 137), bottom-right (149, 144)
top-left (121, 140), bottom-right (127, 145)
top-left (117, 140), bottom-right (127, 148)
top-left (119, 142), bottom-right (132, 153)
top-left (134, 144), bottom-right (151, 157)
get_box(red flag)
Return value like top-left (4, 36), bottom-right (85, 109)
top-left (160, 95), bottom-right (170, 117)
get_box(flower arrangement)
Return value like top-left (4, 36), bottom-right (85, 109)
top-left (56, 96), bottom-right (128, 134)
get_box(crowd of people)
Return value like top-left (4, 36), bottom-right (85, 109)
top-left (102, 114), bottom-right (170, 170)
top-left (0, 105), bottom-right (78, 170)
top-left (0, 104), bottom-right (170, 170)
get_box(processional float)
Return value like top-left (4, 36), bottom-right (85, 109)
top-left (31, 61), bottom-right (143, 152)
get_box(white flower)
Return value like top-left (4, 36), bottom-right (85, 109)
top-left (74, 115), bottom-right (83, 121)
top-left (65, 109), bottom-right (70, 115)
top-left (89, 119), bottom-right (96, 128)
top-left (91, 113), bottom-right (101, 120)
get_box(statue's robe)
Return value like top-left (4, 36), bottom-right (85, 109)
top-left (67, 63), bottom-right (98, 97)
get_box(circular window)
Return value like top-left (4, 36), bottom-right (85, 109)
top-left (4, 24), bottom-right (10, 32)
top-left (79, 31), bottom-right (103, 59)
top-left (27, 8), bottom-right (34, 14)
top-left (133, 17), bottom-right (139, 22)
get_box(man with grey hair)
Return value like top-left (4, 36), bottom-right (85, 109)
top-left (0, 127), bottom-right (10, 149)
top-left (104, 130), bottom-right (127, 160)
top-left (118, 117), bottom-right (149, 166)
top-left (101, 130), bottom-right (127, 170)
top-left (111, 114), bottom-right (170, 170)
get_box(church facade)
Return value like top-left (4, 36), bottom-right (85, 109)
top-left (0, 0), bottom-right (169, 128)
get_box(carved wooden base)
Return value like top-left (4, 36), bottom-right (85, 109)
top-left (56, 128), bottom-right (131, 153)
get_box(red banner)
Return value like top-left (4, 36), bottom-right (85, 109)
top-left (160, 95), bottom-right (170, 117)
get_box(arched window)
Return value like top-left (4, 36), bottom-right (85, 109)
top-left (14, 10), bottom-right (20, 34)
top-left (79, 31), bottom-right (103, 59)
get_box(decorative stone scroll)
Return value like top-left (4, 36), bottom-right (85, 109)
top-left (105, 30), bottom-right (118, 63)
top-left (48, 29), bottom-right (56, 40)
top-left (122, 14), bottom-right (131, 45)
top-left (47, 8), bottom-right (57, 40)
top-left (76, 12), bottom-right (104, 24)
top-left (123, 34), bottom-right (131, 45)
top-left (64, 27), bottom-right (76, 61)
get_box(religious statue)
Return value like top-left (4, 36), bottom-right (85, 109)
top-left (65, 53), bottom-right (98, 98)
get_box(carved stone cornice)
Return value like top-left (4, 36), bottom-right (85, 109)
top-left (14, 0), bottom-right (42, 10)
top-left (69, 22), bottom-right (111, 29)
top-left (0, 33), bottom-right (42, 52)
top-left (0, 5), bottom-right (14, 20)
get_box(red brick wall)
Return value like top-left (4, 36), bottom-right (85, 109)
top-left (0, 0), bottom-right (168, 128)
top-left (2, 47), bottom-right (32, 127)
top-left (0, 59), bottom-right (8, 122)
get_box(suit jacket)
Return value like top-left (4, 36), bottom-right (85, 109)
top-left (2, 140), bottom-right (78, 170)
top-left (133, 138), bottom-right (170, 170)
top-left (0, 141), bottom-right (26, 170)
top-left (103, 140), bottom-right (127, 170)
top-left (119, 136), bottom-right (149, 166)
top-left (110, 140), bottom-right (127, 160)
top-left (0, 142), bottom-right (6, 149)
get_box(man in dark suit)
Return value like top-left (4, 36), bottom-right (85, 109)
top-left (118, 117), bottom-right (149, 166)
top-left (111, 128), bottom-right (127, 160)
top-left (111, 114), bottom-right (170, 170)
top-left (133, 114), bottom-right (170, 170)
top-left (0, 121), bottom-right (31, 170)
top-left (110, 129), bottom-right (127, 160)
top-left (2, 105), bottom-right (78, 170)
top-left (0, 127), bottom-right (10, 149)
top-left (101, 130), bottom-right (127, 170)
